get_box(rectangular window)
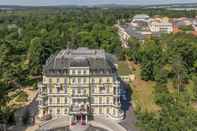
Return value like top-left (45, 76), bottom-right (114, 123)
top-left (49, 98), bottom-right (52, 104)
top-left (92, 88), bottom-right (95, 93)
top-left (91, 97), bottom-right (94, 104)
top-left (72, 89), bottom-right (75, 95)
top-left (64, 108), bottom-right (67, 114)
top-left (107, 108), bottom-right (109, 114)
top-left (49, 88), bottom-right (52, 93)
top-left (107, 97), bottom-right (109, 104)
top-left (113, 87), bottom-right (116, 95)
top-left (64, 87), bottom-right (67, 93)
top-left (49, 109), bottom-right (52, 114)
top-left (107, 78), bottom-right (110, 83)
top-left (113, 97), bottom-right (116, 105)
top-left (83, 78), bottom-right (86, 83)
top-left (57, 78), bottom-right (59, 83)
top-left (57, 109), bottom-right (60, 114)
top-left (99, 107), bottom-right (102, 114)
top-left (99, 78), bottom-right (102, 83)
top-left (65, 97), bottom-right (67, 104)
top-left (78, 89), bottom-right (81, 94)
top-left (78, 70), bottom-right (81, 74)
top-left (107, 87), bottom-right (110, 93)
top-left (113, 109), bottom-right (115, 115)
top-left (49, 78), bottom-right (52, 83)
top-left (72, 78), bottom-right (74, 83)
top-left (57, 87), bottom-right (60, 93)
top-left (99, 87), bottom-right (105, 93)
top-left (57, 98), bottom-right (60, 104)
top-left (78, 78), bottom-right (81, 83)
top-left (92, 78), bottom-right (95, 83)
top-left (99, 97), bottom-right (102, 104)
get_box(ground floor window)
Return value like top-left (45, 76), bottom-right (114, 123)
top-left (49, 109), bottom-right (52, 114)
top-left (57, 109), bottom-right (60, 114)
top-left (65, 108), bottom-right (67, 114)
top-left (99, 107), bottom-right (102, 114)
top-left (107, 108), bottom-right (109, 114)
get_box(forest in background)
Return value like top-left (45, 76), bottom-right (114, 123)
top-left (0, 7), bottom-right (196, 130)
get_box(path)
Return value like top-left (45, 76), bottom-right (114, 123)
top-left (38, 117), bottom-right (70, 131)
top-left (120, 106), bottom-right (139, 131)
top-left (90, 116), bottom-right (127, 131)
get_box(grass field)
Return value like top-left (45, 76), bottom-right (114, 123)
top-left (129, 61), bottom-right (160, 112)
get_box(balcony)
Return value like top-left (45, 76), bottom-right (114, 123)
top-left (55, 83), bottom-right (61, 88)
top-left (70, 83), bottom-right (89, 88)
top-left (71, 94), bottom-right (88, 99)
top-left (69, 105), bottom-right (88, 114)
top-left (48, 103), bottom-right (69, 107)
top-left (91, 103), bottom-right (112, 106)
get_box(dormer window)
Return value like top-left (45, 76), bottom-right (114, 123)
top-left (72, 70), bottom-right (75, 75)
top-left (49, 78), bottom-right (52, 83)
top-left (83, 78), bottom-right (86, 83)
top-left (99, 78), bottom-right (102, 83)
top-left (78, 70), bottom-right (81, 74)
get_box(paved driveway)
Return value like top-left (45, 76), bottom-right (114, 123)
top-left (90, 116), bottom-right (127, 131)
top-left (38, 117), bottom-right (70, 131)
top-left (120, 106), bottom-right (139, 131)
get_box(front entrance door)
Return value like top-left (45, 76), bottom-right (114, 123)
top-left (76, 114), bottom-right (81, 122)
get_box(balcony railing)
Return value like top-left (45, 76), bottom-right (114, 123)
top-left (48, 103), bottom-right (69, 107)
top-left (71, 94), bottom-right (88, 98)
top-left (69, 105), bottom-right (88, 114)
top-left (70, 83), bottom-right (89, 87)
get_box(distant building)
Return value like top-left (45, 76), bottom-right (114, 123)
top-left (116, 24), bottom-right (152, 47)
top-left (149, 20), bottom-right (173, 33)
top-left (116, 24), bottom-right (130, 48)
top-left (192, 19), bottom-right (197, 31)
top-left (38, 48), bottom-right (124, 124)
top-left (132, 14), bottom-right (150, 22)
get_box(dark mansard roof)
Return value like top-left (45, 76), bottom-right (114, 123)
top-left (43, 47), bottom-right (117, 76)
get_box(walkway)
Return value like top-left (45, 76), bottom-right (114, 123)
top-left (120, 106), bottom-right (139, 131)
top-left (90, 116), bottom-right (127, 131)
top-left (38, 117), bottom-right (70, 131)
top-left (70, 124), bottom-right (88, 131)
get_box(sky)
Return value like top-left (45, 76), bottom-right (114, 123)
top-left (0, 0), bottom-right (197, 6)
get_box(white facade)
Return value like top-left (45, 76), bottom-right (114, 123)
top-left (116, 25), bottom-right (130, 48)
top-left (149, 21), bottom-right (173, 33)
top-left (38, 48), bottom-right (124, 124)
top-left (132, 14), bottom-right (150, 22)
